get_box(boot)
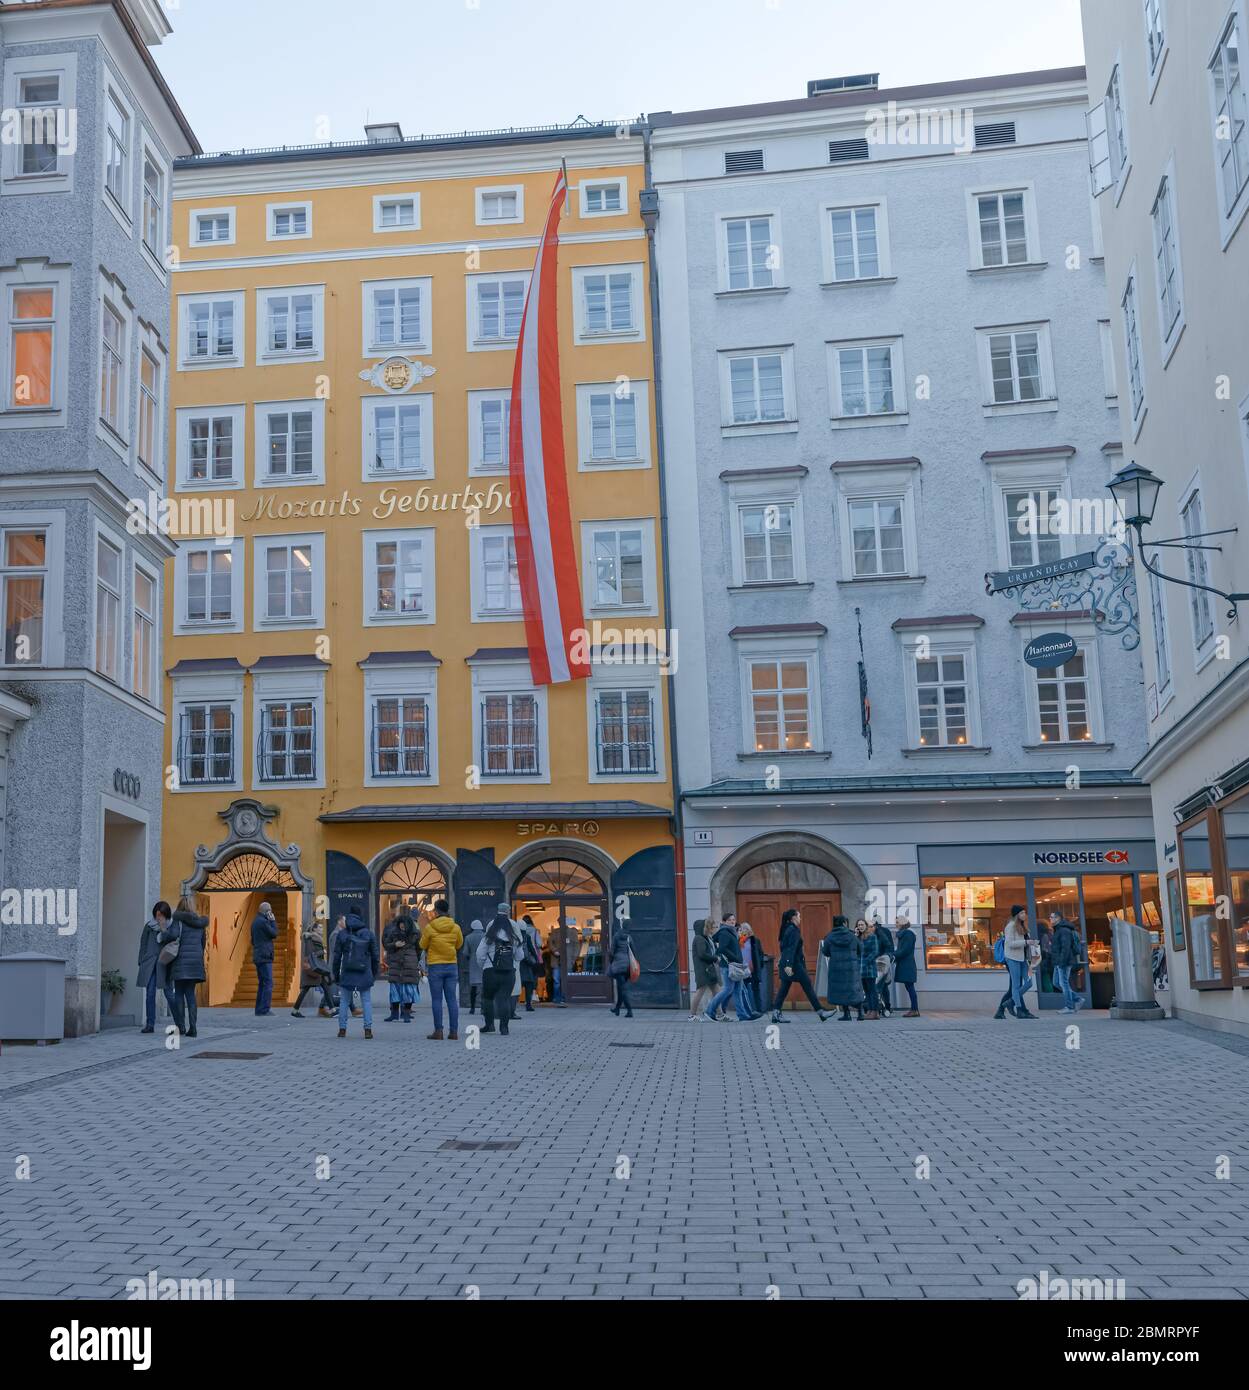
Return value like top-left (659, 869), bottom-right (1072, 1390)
top-left (290, 1009), bottom-right (304, 1018)
top-left (839, 1007), bottom-right (853, 1020)
top-left (993, 1005), bottom-right (1007, 1019)
top-left (864, 1010), bottom-right (879, 1020)
top-left (818, 1010), bottom-right (833, 1022)
top-left (448, 1031), bottom-right (459, 1041)
top-left (427, 1028), bottom-right (444, 1040)
top-left (337, 1028), bottom-right (347, 1038)
top-left (400, 1004), bottom-right (413, 1023)
top-left (1015, 1007), bottom-right (1037, 1019)
top-left (317, 1006), bottom-right (334, 1018)
top-left (384, 1005), bottom-right (400, 1022)
top-left (364, 1027), bottom-right (374, 1039)
top-left (481, 1024), bottom-right (496, 1034)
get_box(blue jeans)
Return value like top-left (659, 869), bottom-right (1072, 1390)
top-left (707, 971), bottom-right (736, 1018)
top-left (1053, 965), bottom-right (1080, 1009)
top-left (428, 962), bottom-right (459, 1033)
top-left (338, 985), bottom-right (373, 1029)
top-left (144, 972), bottom-right (174, 1029)
top-left (1006, 958), bottom-right (1029, 1012)
top-left (732, 977), bottom-right (755, 1019)
top-left (254, 961), bottom-right (274, 1014)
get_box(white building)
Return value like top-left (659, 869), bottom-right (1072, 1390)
top-left (650, 67), bottom-right (1157, 1010)
top-left (1082, 0), bottom-right (1249, 1036)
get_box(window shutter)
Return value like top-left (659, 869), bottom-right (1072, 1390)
top-left (1085, 102), bottom-right (1113, 197)
top-left (724, 148), bottom-right (764, 174)
top-left (974, 121), bottom-right (1016, 148)
top-left (827, 137), bottom-right (870, 163)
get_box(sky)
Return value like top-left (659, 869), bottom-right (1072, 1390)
top-left (154, 0), bottom-right (1088, 155)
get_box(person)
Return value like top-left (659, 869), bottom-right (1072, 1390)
top-left (541, 934), bottom-right (556, 1003)
top-left (739, 922), bottom-right (764, 1017)
top-left (477, 906), bottom-right (522, 1036)
top-left (607, 925), bottom-right (635, 1017)
top-left (1048, 909), bottom-right (1083, 1014)
top-left (159, 897), bottom-right (209, 1037)
top-left (462, 918), bottom-right (485, 1014)
top-left (705, 912), bottom-right (745, 1021)
top-left (856, 919), bottom-right (881, 1019)
top-left (332, 909), bottom-right (378, 1038)
top-left (893, 916), bottom-right (920, 1017)
top-left (689, 918), bottom-right (719, 1020)
top-left (250, 901), bottom-right (278, 1016)
top-left (329, 914), bottom-right (363, 1017)
top-left (292, 920), bottom-right (337, 1018)
top-left (995, 905), bottom-right (1038, 1020)
top-left (137, 901), bottom-right (174, 1033)
top-left (821, 914), bottom-right (864, 1020)
top-left (518, 913), bottom-right (542, 1012)
top-left (421, 898), bottom-right (464, 1040)
top-left (871, 918), bottom-right (896, 1016)
top-left (772, 907), bottom-right (832, 1022)
top-left (381, 911), bottom-right (421, 1022)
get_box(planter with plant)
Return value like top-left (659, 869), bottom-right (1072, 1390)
top-left (100, 970), bottom-right (127, 1016)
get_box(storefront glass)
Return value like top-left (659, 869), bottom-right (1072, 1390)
top-left (1081, 873), bottom-right (1133, 1008)
top-left (1031, 876), bottom-right (1079, 996)
top-left (1221, 798), bottom-right (1249, 982)
top-left (921, 875), bottom-right (1025, 969)
top-left (1179, 816), bottom-right (1221, 983)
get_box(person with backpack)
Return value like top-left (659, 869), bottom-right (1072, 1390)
top-left (820, 914), bottom-right (864, 1021)
top-left (420, 898), bottom-right (464, 1040)
top-left (893, 916), bottom-right (920, 1016)
top-left (772, 907), bottom-right (832, 1022)
top-left (332, 909), bottom-right (379, 1038)
top-left (476, 906), bottom-right (522, 1036)
top-left (158, 897), bottom-right (209, 1037)
top-left (518, 913), bottom-right (542, 1012)
top-left (137, 901), bottom-right (175, 1033)
top-left (462, 918), bottom-right (485, 1014)
top-left (250, 901), bottom-right (278, 1016)
top-left (993, 905), bottom-right (1038, 1019)
top-left (1048, 909), bottom-right (1083, 1014)
top-left (870, 918), bottom-right (896, 1016)
top-left (292, 919), bottom-right (337, 1018)
top-left (381, 911), bottom-right (421, 1023)
top-left (607, 926), bottom-right (635, 1018)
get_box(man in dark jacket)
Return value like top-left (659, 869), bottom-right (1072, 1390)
top-left (705, 913), bottom-right (750, 1021)
top-left (332, 910), bottom-right (379, 1037)
top-left (893, 916), bottom-right (920, 1016)
top-left (1048, 910), bottom-right (1083, 1013)
top-left (772, 908), bottom-right (832, 1022)
top-left (137, 901), bottom-right (174, 1033)
top-left (251, 901), bottom-right (279, 1016)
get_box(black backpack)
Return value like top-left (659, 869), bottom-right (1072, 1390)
top-left (341, 930), bottom-right (372, 975)
top-left (490, 927), bottom-right (515, 972)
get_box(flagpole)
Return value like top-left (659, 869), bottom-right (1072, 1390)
top-left (560, 157), bottom-right (570, 214)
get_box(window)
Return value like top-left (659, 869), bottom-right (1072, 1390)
top-left (185, 546), bottom-right (234, 624)
top-left (178, 703), bottom-right (235, 786)
top-left (142, 153), bottom-right (164, 257)
top-left (1121, 273), bottom-right (1146, 420)
top-left (1033, 649), bottom-right (1091, 742)
top-left (469, 274), bottom-right (527, 348)
top-left (1145, 0), bottom-right (1166, 75)
top-left (739, 502), bottom-right (796, 583)
top-left (255, 533), bottom-right (324, 628)
top-left (17, 74), bottom-right (62, 176)
top-left (178, 406), bottom-right (242, 487)
top-left (481, 692), bottom-right (539, 775)
top-left (257, 286), bottom-right (322, 360)
top-left (1106, 65), bottom-right (1131, 190)
top-left (1098, 319), bottom-right (1118, 399)
top-left (371, 696), bottom-right (430, 778)
top-left (99, 301), bottom-right (125, 435)
top-left (469, 390), bottom-right (512, 473)
top-left (574, 265), bottom-right (642, 341)
top-left (476, 185), bottom-right (523, 223)
top-left (1, 528), bottom-right (47, 663)
top-left (1210, 12), bottom-right (1249, 218)
top-left (104, 90), bottom-right (130, 213)
top-left (722, 350), bottom-right (791, 425)
top-left (1004, 488), bottom-right (1064, 568)
top-left (1148, 568), bottom-right (1172, 695)
top-left (364, 530), bottom-right (434, 623)
top-left (94, 535), bottom-right (122, 682)
top-left (594, 689), bottom-right (655, 774)
top-left (268, 202), bottom-right (311, 239)
top-left (583, 385), bottom-right (638, 465)
top-left (258, 700), bottom-right (316, 782)
top-left (365, 278), bottom-right (428, 354)
top-left (849, 498), bottom-right (906, 576)
top-left (825, 205), bottom-right (883, 281)
top-left (473, 527), bottom-right (522, 617)
top-left (834, 462), bottom-right (920, 582)
top-left (1151, 174), bottom-right (1183, 345)
top-left (374, 195), bottom-right (419, 231)
top-left (1178, 790), bottom-right (1249, 989)
top-left (976, 191), bottom-right (1030, 266)
top-left (137, 348), bottom-right (160, 474)
top-left (722, 216), bottom-right (776, 290)
top-left (363, 396), bottom-right (429, 477)
top-left (920, 875), bottom-right (1027, 970)
top-left (6, 284), bottom-right (55, 410)
top-left (1181, 489), bottom-right (1215, 653)
top-left (915, 653), bottom-right (969, 746)
top-left (831, 340), bottom-right (901, 418)
top-left (255, 400), bottom-right (325, 485)
top-left (747, 659), bottom-right (812, 752)
top-left (181, 293), bottom-right (241, 366)
top-left (191, 209), bottom-right (234, 245)
top-left (581, 179), bottom-right (625, 216)
top-left (977, 325), bottom-right (1056, 410)
top-left (589, 525), bottom-right (646, 610)
top-left (131, 564), bottom-right (155, 701)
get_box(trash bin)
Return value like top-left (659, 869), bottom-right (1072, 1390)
top-left (0, 952), bottom-right (66, 1042)
top-left (758, 953), bottom-right (776, 1013)
top-left (1110, 917), bottom-right (1165, 1020)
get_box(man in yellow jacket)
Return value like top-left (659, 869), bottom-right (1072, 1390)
top-left (420, 898), bottom-right (464, 1040)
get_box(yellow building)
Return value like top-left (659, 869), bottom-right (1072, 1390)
top-left (162, 120), bottom-right (678, 1008)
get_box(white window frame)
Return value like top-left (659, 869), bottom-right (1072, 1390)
top-left (717, 211), bottom-right (783, 292)
top-left (1150, 164), bottom-right (1186, 361)
top-left (1121, 266), bottom-right (1147, 431)
top-left (730, 496), bottom-right (803, 587)
top-left (134, 322), bottom-right (166, 483)
top-left (174, 538), bottom-right (244, 635)
top-left (362, 527), bottom-right (436, 626)
top-left (989, 458), bottom-right (1075, 572)
top-left (0, 512), bottom-right (66, 668)
top-left (820, 199), bottom-right (892, 284)
top-left (1105, 60), bottom-right (1133, 203)
top-left (92, 520), bottom-right (125, 686)
top-left (1, 53), bottom-right (77, 194)
top-left (470, 524), bottom-right (524, 621)
top-left (1147, 566), bottom-right (1173, 705)
top-left (717, 346), bottom-right (797, 434)
top-left (373, 193), bottom-right (420, 233)
top-left (466, 271), bottom-right (530, 352)
top-left (579, 177), bottom-right (627, 218)
top-left (573, 263), bottom-right (645, 344)
top-left (189, 206), bottom-right (236, 247)
top-left (254, 398), bottom-right (326, 487)
top-left (1144, 0), bottom-right (1169, 95)
top-left (834, 462), bottom-right (921, 582)
top-left (736, 637), bottom-right (824, 757)
top-left (361, 394), bottom-right (433, 481)
top-left (1098, 319), bottom-right (1119, 401)
top-left (1, 260), bottom-right (71, 428)
top-left (266, 200), bottom-right (312, 241)
top-left (586, 665), bottom-right (665, 782)
top-left (1179, 479), bottom-right (1217, 665)
top-left (470, 659), bottom-right (549, 784)
top-left (97, 271), bottom-right (132, 454)
top-left (965, 183), bottom-right (1041, 270)
top-left (580, 518), bottom-right (658, 617)
top-left (468, 389), bottom-right (513, 475)
top-left (255, 284), bottom-right (324, 364)
top-left (475, 183), bottom-right (525, 225)
top-left (130, 554), bottom-right (158, 705)
top-left (364, 661), bottom-right (439, 787)
top-left (362, 275), bottom-right (431, 356)
top-left (899, 628), bottom-right (983, 750)
top-left (139, 140), bottom-right (170, 277)
top-left (252, 531), bottom-right (325, 631)
top-left (575, 380), bottom-right (651, 471)
top-left (175, 403), bottom-right (245, 491)
top-left (827, 336), bottom-right (908, 426)
top-left (252, 669), bottom-right (326, 789)
top-left (976, 322), bottom-right (1057, 415)
top-left (1208, 5), bottom-right (1249, 243)
top-left (1012, 616), bottom-right (1105, 746)
top-left (101, 82), bottom-right (134, 230)
top-left (178, 289), bottom-right (244, 370)
top-left (171, 673), bottom-right (244, 794)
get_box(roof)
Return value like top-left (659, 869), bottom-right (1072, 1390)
top-left (684, 770), bottom-right (1144, 798)
top-left (320, 801), bottom-right (672, 823)
top-left (357, 651), bottom-right (440, 668)
top-left (166, 657), bottom-right (245, 676)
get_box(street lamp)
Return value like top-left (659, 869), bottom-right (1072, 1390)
top-left (1108, 462), bottom-right (1248, 622)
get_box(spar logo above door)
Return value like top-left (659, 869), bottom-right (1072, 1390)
top-left (1032, 849), bottom-right (1130, 866)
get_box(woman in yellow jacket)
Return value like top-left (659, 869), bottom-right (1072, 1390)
top-left (420, 898), bottom-right (464, 1040)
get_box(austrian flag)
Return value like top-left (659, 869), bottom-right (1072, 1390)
top-left (508, 169), bottom-right (591, 684)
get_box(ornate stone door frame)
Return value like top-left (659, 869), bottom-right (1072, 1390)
top-left (705, 831), bottom-right (870, 928)
top-left (182, 799), bottom-right (315, 926)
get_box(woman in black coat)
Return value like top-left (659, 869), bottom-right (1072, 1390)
top-left (607, 929), bottom-right (634, 1018)
top-left (820, 915), bottom-right (865, 1020)
top-left (892, 916), bottom-right (920, 1017)
top-left (159, 896), bottom-right (209, 1036)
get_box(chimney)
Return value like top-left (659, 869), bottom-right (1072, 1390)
top-left (806, 73), bottom-right (880, 99)
top-left (364, 122), bottom-right (404, 144)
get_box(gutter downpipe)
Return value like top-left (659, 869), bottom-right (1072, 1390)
top-left (641, 119), bottom-right (689, 1007)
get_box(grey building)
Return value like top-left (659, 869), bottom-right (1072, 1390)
top-left (0, 0), bottom-right (198, 1034)
top-left (651, 67), bottom-right (1156, 1010)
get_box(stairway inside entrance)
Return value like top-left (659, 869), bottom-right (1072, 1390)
top-left (229, 929), bottom-right (296, 1008)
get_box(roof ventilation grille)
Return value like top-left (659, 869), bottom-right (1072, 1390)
top-left (974, 120), bottom-right (1017, 148)
top-left (724, 148), bottom-right (765, 174)
top-left (828, 137), bottom-right (870, 164)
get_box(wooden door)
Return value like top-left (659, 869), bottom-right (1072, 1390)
top-left (738, 890), bottom-right (840, 1008)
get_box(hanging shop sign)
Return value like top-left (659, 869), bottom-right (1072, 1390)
top-left (1023, 632), bottom-right (1079, 669)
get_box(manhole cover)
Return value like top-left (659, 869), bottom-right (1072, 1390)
top-left (191, 1051), bottom-right (271, 1060)
top-left (440, 1139), bottom-right (521, 1151)
top-left (609, 1041), bottom-right (654, 1048)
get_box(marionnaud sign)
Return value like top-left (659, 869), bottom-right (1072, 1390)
top-left (1023, 632), bottom-right (1079, 669)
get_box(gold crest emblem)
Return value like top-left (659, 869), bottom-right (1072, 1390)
top-left (381, 358), bottom-right (412, 392)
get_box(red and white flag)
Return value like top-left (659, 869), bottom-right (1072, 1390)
top-left (508, 169), bottom-right (590, 685)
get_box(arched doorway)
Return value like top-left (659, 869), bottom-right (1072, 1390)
top-left (197, 853), bottom-right (301, 1007)
top-left (736, 860), bottom-right (842, 967)
top-left (376, 852), bottom-right (448, 934)
top-left (512, 858), bottom-right (611, 1003)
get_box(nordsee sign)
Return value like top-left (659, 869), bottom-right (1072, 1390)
top-left (1023, 633), bottom-right (1079, 669)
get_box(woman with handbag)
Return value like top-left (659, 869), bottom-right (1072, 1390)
top-left (291, 920), bottom-right (337, 1018)
top-left (688, 918), bottom-right (719, 1020)
top-left (995, 906), bottom-right (1038, 1020)
top-left (158, 896), bottom-right (209, 1037)
top-left (607, 927), bottom-right (636, 1018)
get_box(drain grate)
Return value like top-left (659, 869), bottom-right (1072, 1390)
top-left (439, 1139), bottom-right (521, 1151)
top-left (610, 1041), bottom-right (655, 1048)
top-left (191, 1051), bottom-right (271, 1061)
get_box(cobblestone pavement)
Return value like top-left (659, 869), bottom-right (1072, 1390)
top-left (2, 998), bottom-right (1248, 1300)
